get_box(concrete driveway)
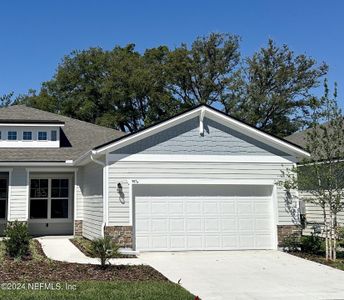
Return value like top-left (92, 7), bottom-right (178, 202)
top-left (139, 250), bottom-right (344, 300)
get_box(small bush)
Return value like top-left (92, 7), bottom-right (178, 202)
top-left (300, 234), bottom-right (324, 254)
top-left (4, 221), bottom-right (31, 258)
top-left (282, 234), bottom-right (300, 252)
top-left (337, 227), bottom-right (344, 247)
top-left (90, 235), bottom-right (119, 268)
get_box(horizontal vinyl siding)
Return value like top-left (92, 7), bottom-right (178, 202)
top-left (300, 191), bottom-right (344, 235)
top-left (80, 161), bottom-right (103, 240)
top-left (9, 167), bottom-right (27, 221)
top-left (108, 160), bottom-right (296, 226)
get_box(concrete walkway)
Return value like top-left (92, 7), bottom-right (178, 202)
top-left (37, 236), bottom-right (143, 265)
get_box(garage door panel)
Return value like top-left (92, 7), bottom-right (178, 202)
top-left (186, 218), bottom-right (203, 231)
top-left (204, 218), bottom-right (220, 231)
top-left (204, 201), bottom-right (219, 214)
top-left (169, 218), bottom-right (185, 231)
top-left (186, 201), bottom-right (202, 214)
top-left (135, 195), bottom-right (274, 251)
top-left (151, 219), bottom-right (168, 232)
top-left (221, 201), bottom-right (236, 214)
top-left (187, 236), bottom-right (203, 248)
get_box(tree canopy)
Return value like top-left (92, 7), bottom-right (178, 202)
top-left (15, 33), bottom-right (328, 136)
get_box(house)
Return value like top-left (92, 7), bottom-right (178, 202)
top-left (0, 104), bottom-right (309, 251)
top-left (285, 129), bottom-right (344, 235)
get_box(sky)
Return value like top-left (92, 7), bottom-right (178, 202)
top-left (0, 0), bottom-right (343, 106)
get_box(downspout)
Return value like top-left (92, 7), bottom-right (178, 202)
top-left (90, 151), bottom-right (107, 237)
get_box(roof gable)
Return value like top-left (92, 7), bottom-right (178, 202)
top-left (93, 105), bottom-right (310, 159)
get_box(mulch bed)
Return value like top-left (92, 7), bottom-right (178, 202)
top-left (0, 240), bottom-right (166, 283)
top-left (0, 260), bottom-right (167, 282)
top-left (70, 238), bottom-right (136, 259)
top-left (288, 251), bottom-right (344, 270)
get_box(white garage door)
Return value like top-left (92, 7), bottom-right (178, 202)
top-left (135, 196), bottom-right (274, 251)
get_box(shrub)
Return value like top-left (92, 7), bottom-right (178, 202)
top-left (4, 221), bottom-right (31, 258)
top-left (89, 235), bottom-right (119, 268)
top-left (300, 234), bottom-right (324, 254)
top-left (337, 227), bottom-right (344, 247)
top-left (282, 234), bottom-right (300, 252)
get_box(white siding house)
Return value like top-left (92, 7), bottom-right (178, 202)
top-left (0, 105), bottom-right (309, 252)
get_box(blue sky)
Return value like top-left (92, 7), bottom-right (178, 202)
top-left (0, 0), bottom-right (343, 106)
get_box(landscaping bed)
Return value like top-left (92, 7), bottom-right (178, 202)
top-left (70, 237), bottom-right (136, 259)
top-left (289, 251), bottom-right (344, 271)
top-left (0, 240), bottom-right (195, 299)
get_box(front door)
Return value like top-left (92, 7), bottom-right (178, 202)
top-left (28, 175), bottom-right (73, 236)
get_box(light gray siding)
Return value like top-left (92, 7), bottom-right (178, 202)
top-left (111, 117), bottom-right (289, 156)
top-left (300, 191), bottom-right (344, 235)
top-left (80, 161), bottom-right (104, 240)
top-left (107, 161), bottom-right (297, 226)
top-left (9, 167), bottom-right (28, 221)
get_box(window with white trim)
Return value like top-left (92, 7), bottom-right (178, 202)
top-left (30, 178), bottom-right (69, 220)
top-left (23, 131), bottom-right (32, 140)
top-left (51, 130), bottom-right (57, 141)
top-left (38, 131), bottom-right (47, 141)
top-left (7, 131), bottom-right (17, 140)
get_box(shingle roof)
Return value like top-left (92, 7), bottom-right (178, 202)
top-left (284, 130), bottom-right (308, 149)
top-left (0, 105), bottom-right (125, 162)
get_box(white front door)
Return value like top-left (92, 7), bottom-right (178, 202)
top-left (135, 196), bottom-right (274, 251)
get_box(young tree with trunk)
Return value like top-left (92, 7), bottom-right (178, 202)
top-left (281, 80), bottom-right (344, 261)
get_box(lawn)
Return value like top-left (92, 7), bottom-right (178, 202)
top-left (0, 241), bottom-right (195, 300)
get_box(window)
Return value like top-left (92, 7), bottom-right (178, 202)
top-left (0, 131), bottom-right (2, 140)
top-left (23, 131), bottom-right (32, 140)
top-left (29, 178), bottom-right (69, 220)
top-left (0, 179), bottom-right (7, 219)
top-left (51, 130), bottom-right (57, 141)
top-left (30, 179), bottom-right (48, 219)
top-left (51, 179), bottom-right (69, 218)
top-left (7, 131), bottom-right (17, 140)
top-left (38, 131), bottom-right (47, 141)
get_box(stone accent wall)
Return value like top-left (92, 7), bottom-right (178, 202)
top-left (74, 220), bottom-right (83, 236)
top-left (104, 226), bottom-right (133, 248)
top-left (277, 225), bottom-right (301, 246)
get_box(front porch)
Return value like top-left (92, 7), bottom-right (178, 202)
top-left (0, 167), bottom-right (78, 236)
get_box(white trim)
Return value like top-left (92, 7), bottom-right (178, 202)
top-left (0, 162), bottom-right (73, 167)
top-left (26, 167), bottom-right (78, 173)
top-left (7, 169), bottom-right (12, 222)
top-left (272, 185), bottom-right (278, 250)
top-left (108, 153), bottom-right (296, 163)
top-left (130, 178), bottom-right (274, 186)
top-left (26, 169), bottom-right (29, 220)
top-left (199, 107), bottom-right (206, 135)
top-left (92, 106), bottom-right (310, 158)
top-left (73, 169), bottom-right (78, 235)
top-left (127, 179), bottom-right (133, 226)
top-left (0, 123), bottom-right (64, 127)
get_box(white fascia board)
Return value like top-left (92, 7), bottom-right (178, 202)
top-left (0, 123), bottom-right (64, 127)
top-left (129, 178), bottom-right (275, 186)
top-left (0, 162), bottom-right (73, 167)
top-left (108, 153), bottom-right (297, 163)
top-left (89, 105), bottom-right (309, 159)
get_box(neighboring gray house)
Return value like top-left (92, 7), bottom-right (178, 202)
top-left (0, 104), bottom-right (309, 251)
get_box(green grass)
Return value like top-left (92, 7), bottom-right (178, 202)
top-left (0, 281), bottom-right (195, 300)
